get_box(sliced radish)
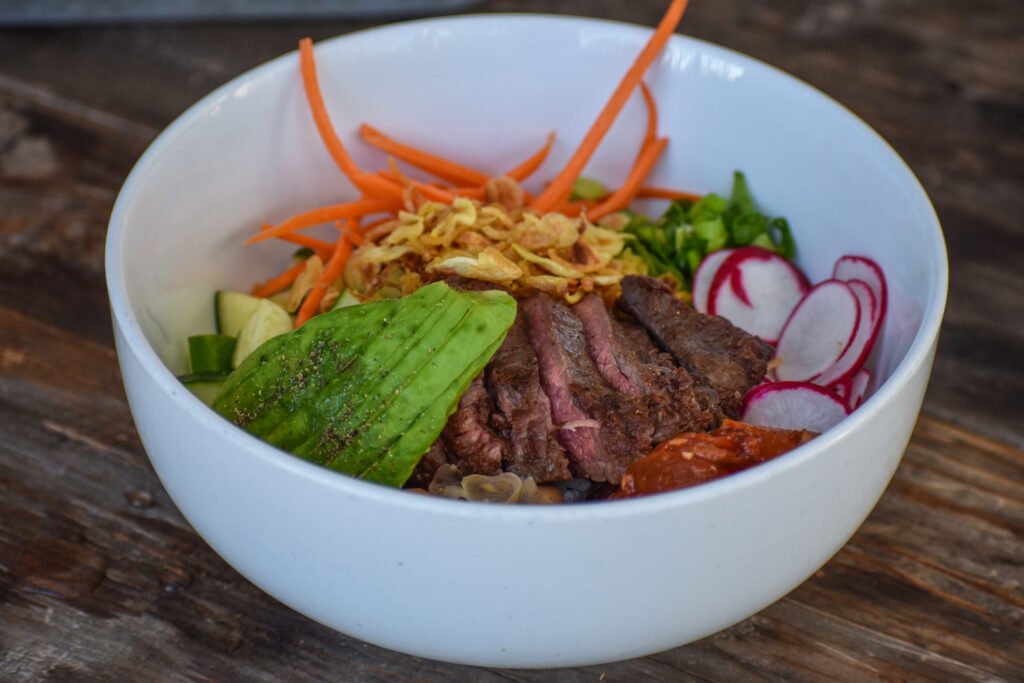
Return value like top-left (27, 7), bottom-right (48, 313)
top-left (813, 279), bottom-right (880, 386)
top-left (846, 369), bottom-right (871, 408)
top-left (773, 279), bottom-right (860, 381)
top-left (707, 247), bottom-right (811, 343)
top-left (833, 255), bottom-right (887, 327)
top-left (741, 381), bottom-right (851, 432)
top-left (692, 248), bottom-right (735, 314)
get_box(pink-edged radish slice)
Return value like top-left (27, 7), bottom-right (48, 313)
top-left (707, 246), bottom-right (811, 343)
top-left (846, 368), bottom-right (871, 408)
top-left (741, 381), bottom-right (851, 432)
top-left (831, 379), bottom-right (850, 401)
top-left (814, 279), bottom-right (880, 386)
top-left (773, 279), bottom-right (861, 382)
top-left (692, 248), bottom-right (735, 314)
top-left (833, 255), bottom-right (887, 325)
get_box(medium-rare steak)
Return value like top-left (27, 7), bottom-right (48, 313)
top-left (522, 294), bottom-right (671, 483)
top-left (574, 294), bottom-right (719, 440)
top-left (441, 374), bottom-right (506, 476)
top-left (486, 311), bottom-right (572, 483)
top-left (618, 275), bottom-right (773, 417)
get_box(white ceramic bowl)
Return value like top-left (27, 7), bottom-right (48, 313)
top-left (106, 15), bottom-right (947, 668)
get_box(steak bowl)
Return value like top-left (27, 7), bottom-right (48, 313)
top-left (105, 14), bottom-right (947, 667)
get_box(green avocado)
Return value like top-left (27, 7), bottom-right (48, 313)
top-left (212, 282), bottom-right (516, 487)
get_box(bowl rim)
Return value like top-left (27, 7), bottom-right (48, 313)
top-left (105, 13), bottom-right (949, 522)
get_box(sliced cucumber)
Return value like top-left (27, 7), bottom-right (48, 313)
top-left (188, 334), bottom-right (236, 374)
top-left (331, 289), bottom-right (362, 310)
top-left (215, 291), bottom-right (262, 337)
top-left (232, 298), bottom-right (293, 368)
top-left (179, 372), bottom-right (228, 406)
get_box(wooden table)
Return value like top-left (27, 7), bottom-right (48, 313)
top-left (1, 1), bottom-right (1021, 680)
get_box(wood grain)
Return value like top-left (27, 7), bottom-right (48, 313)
top-left (1, 0), bottom-right (1022, 680)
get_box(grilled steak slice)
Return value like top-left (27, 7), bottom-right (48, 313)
top-left (618, 275), bottom-right (773, 417)
top-left (573, 294), bottom-right (643, 395)
top-left (522, 294), bottom-right (661, 483)
top-left (574, 294), bottom-right (720, 440)
top-left (485, 311), bottom-right (572, 483)
top-left (441, 374), bottom-right (506, 476)
top-left (615, 315), bottom-right (724, 436)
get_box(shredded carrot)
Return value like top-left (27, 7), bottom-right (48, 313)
top-left (636, 186), bottom-right (701, 202)
top-left (338, 219), bottom-right (364, 246)
top-left (296, 235), bottom-right (353, 326)
top-left (247, 198), bottom-right (400, 244)
top-left (251, 260), bottom-right (307, 298)
top-left (581, 78), bottom-right (667, 220)
top-left (504, 132), bottom-right (555, 181)
top-left (375, 169), bottom-right (457, 203)
top-left (554, 199), bottom-right (598, 216)
top-left (589, 137), bottom-right (669, 221)
top-left (639, 81), bottom-right (657, 145)
top-left (447, 185), bottom-right (486, 200)
top-left (298, 38), bottom-right (368, 187)
top-left (361, 123), bottom-right (488, 187)
top-left (271, 232), bottom-right (335, 255)
top-left (530, 0), bottom-right (688, 213)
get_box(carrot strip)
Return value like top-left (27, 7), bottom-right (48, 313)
top-left (529, 0), bottom-right (688, 212)
top-left (636, 186), bottom-right (701, 202)
top-left (449, 186), bottom-right (486, 199)
top-left (589, 137), bottom-right (669, 221)
top-left (504, 131), bottom-right (555, 181)
top-left (337, 219), bottom-right (365, 246)
top-left (361, 123), bottom-right (488, 187)
top-left (554, 199), bottom-right (597, 216)
top-left (272, 232), bottom-right (335, 254)
top-left (251, 261), bottom-right (307, 298)
top-left (296, 235), bottom-right (353, 326)
top-left (639, 81), bottom-right (657, 145)
top-left (247, 198), bottom-right (399, 245)
top-left (375, 169), bottom-right (457, 203)
top-left (298, 38), bottom-right (367, 187)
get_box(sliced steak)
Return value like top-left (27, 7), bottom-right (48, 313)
top-left (618, 275), bottom-right (773, 417)
top-left (615, 314), bottom-right (724, 436)
top-left (573, 294), bottom-right (643, 395)
top-left (485, 311), bottom-right (572, 483)
top-left (574, 294), bottom-right (720, 439)
top-left (439, 373), bottom-right (506, 476)
top-left (522, 294), bottom-right (660, 483)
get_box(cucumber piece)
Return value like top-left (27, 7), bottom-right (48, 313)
top-left (213, 282), bottom-right (516, 487)
top-left (188, 334), bottom-right (236, 374)
top-left (331, 289), bottom-right (362, 310)
top-left (215, 291), bottom-right (262, 337)
top-left (231, 298), bottom-right (292, 368)
top-left (179, 372), bottom-right (228, 406)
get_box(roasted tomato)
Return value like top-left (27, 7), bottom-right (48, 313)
top-left (618, 420), bottom-right (815, 497)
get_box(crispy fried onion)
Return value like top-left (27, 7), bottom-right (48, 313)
top-left (343, 184), bottom-right (647, 302)
top-left (427, 464), bottom-right (563, 504)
